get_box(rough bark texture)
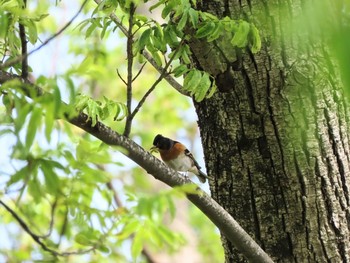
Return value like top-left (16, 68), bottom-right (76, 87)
top-left (192, 0), bottom-right (350, 262)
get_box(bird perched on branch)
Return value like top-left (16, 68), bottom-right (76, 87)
top-left (151, 134), bottom-right (208, 183)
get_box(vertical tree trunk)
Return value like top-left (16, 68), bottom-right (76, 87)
top-left (191, 0), bottom-right (350, 261)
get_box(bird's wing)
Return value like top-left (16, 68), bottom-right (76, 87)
top-left (184, 148), bottom-right (201, 170)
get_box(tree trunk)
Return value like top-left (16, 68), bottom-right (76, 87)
top-left (191, 0), bottom-right (350, 262)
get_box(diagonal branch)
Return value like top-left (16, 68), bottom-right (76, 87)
top-left (0, 0), bottom-right (88, 70)
top-left (0, 72), bottom-right (273, 263)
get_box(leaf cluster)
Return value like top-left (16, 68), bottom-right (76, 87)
top-left (0, 0), bottom-right (49, 73)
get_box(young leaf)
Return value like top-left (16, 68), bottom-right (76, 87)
top-left (177, 10), bottom-right (188, 31)
top-left (25, 107), bottom-right (42, 150)
top-left (207, 21), bottom-right (224, 42)
top-left (161, 1), bottom-right (177, 19)
top-left (138, 28), bottom-right (152, 51)
top-left (173, 64), bottom-right (189, 77)
top-left (131, 229), bottom-right (144, 259)
top-left (195, 21), bottom-right (216, 38)
top-left (231, 21), bottom-right (250, 48)
top-left (183, 70), bottom-right (202, 93)
top-left (188, 8), bottom-right (198, 28)
top-left (40, 160), bottom-right (60, 195)
top-left (250, 23), bottom-right (262, 53)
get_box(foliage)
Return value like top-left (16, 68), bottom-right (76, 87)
top-left (0, 0), bottom-right (261, 261)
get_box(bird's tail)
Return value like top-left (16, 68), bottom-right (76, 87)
top-left (197, 169), bottom-right (209, 183)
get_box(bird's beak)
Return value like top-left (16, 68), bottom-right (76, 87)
top-left (150, 146), bottom-right (159, 153)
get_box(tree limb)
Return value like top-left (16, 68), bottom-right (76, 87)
top-left (123, 3), bottom-right (137, 137)
top-left (0, 72), bottom-right (274, 263)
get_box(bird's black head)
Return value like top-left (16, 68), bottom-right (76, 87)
top-left (153, 134), bottom-right (173, 150)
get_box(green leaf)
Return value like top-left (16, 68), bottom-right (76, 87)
top-left (25, 107), bottom-right (42, 150)
top-left (161, 1), bottom-right (177, 19)
top-left (86, 22), bottom-right (97, 38)
top-left (40, 159), bottom-right (60, 195)
top-left (75, 232), bottom-right (92, 245)
top-left (150, 50), bottom-right (162, 67)
top-left (117, 219), bottom-right (140, 240)
top-left (250, 23), bottom-right (261, 53)
top-left (149, 0), bottom-right (166, 12)
top-left (96, 244), bottom-right (110, 253)
top-left (207, 21), bottom-right (224, 42)
top-left (28, 177), bottom-right (42, 203)
top-left (231, 21), bottom-right (250, 48)
top-left (7, 166), bottom-right (28, 187)
top-left (166, 195), bottom-right (176, 220)
top-left (131, 229), bottom-right (144, 259)
top-left (163, 26), bottom-right (179, 46)
top-left (152, 24), bottom-right (166, 52)
top-left (188, 8), bottom-right (198, 28)
top-left (195, 21), bottom-right (216, 38)
top-left (138, 28), bottom-right (152, 51)
top-left (173, 64), bottom-right (189, 77)
top-left (75, 94), bottom-right (90, 111)
top-left (177, 11), bottom-right (188, 31)
top-left (44, 99), bottom-right (54, 142)
top-left (14, 103), bottom-right (31, 133)
top-left (26, 20), bottom-right (38, 44)
top-left (194, 72), bottom-right (212, 101)
top-left (183, 70), bottom-right (202, 93)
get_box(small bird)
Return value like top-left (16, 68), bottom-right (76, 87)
top-left (151, 134), bottom-right (208, 183)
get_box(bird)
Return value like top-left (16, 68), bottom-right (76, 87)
top-left (151, 134), bottom-right (208, 183)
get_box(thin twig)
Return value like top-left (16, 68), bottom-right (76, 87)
top-left (116, 69), bottom-right (127, 85)
top-left (106, 181), bottom-right (124, 208)
top-left (58, 205), bottom-right (69, 246)
top-left (0, 199), bottom-right (95, 257)
top-left (0, 0), bottom-right (88, 70)
top-left (36, 198), bottom-right (58, 239)
top-left (123, 3), bottom-right (137, 137)
top-left (132, 62), bottom-right (147, 82)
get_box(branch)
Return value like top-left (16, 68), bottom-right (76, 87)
top-left (19, 0), bottom-right (28, 78)
top-left (0, 72), bottom-right (274, 263)
top-left (123, 3), bottom-right (137, 137)
top-left (0, 199), bottom-right (95, 257)
top-left (93, 0), bottom-right (188, 97)
top-left (129, 39), bottom-right (185, 121)
top-left (0, 0), bottom-right (88, 70)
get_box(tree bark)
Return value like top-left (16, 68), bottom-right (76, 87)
top-left (192, 0), bottom-right (350, 262)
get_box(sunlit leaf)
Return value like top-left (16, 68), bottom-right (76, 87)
top-left (25, 107), bottom-right (42, 150)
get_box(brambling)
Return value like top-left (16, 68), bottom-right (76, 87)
top-left (151, 134), bottom-right (208, 183)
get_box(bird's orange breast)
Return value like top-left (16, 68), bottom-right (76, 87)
top-left (159, 142), bottom-right (186, 161)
